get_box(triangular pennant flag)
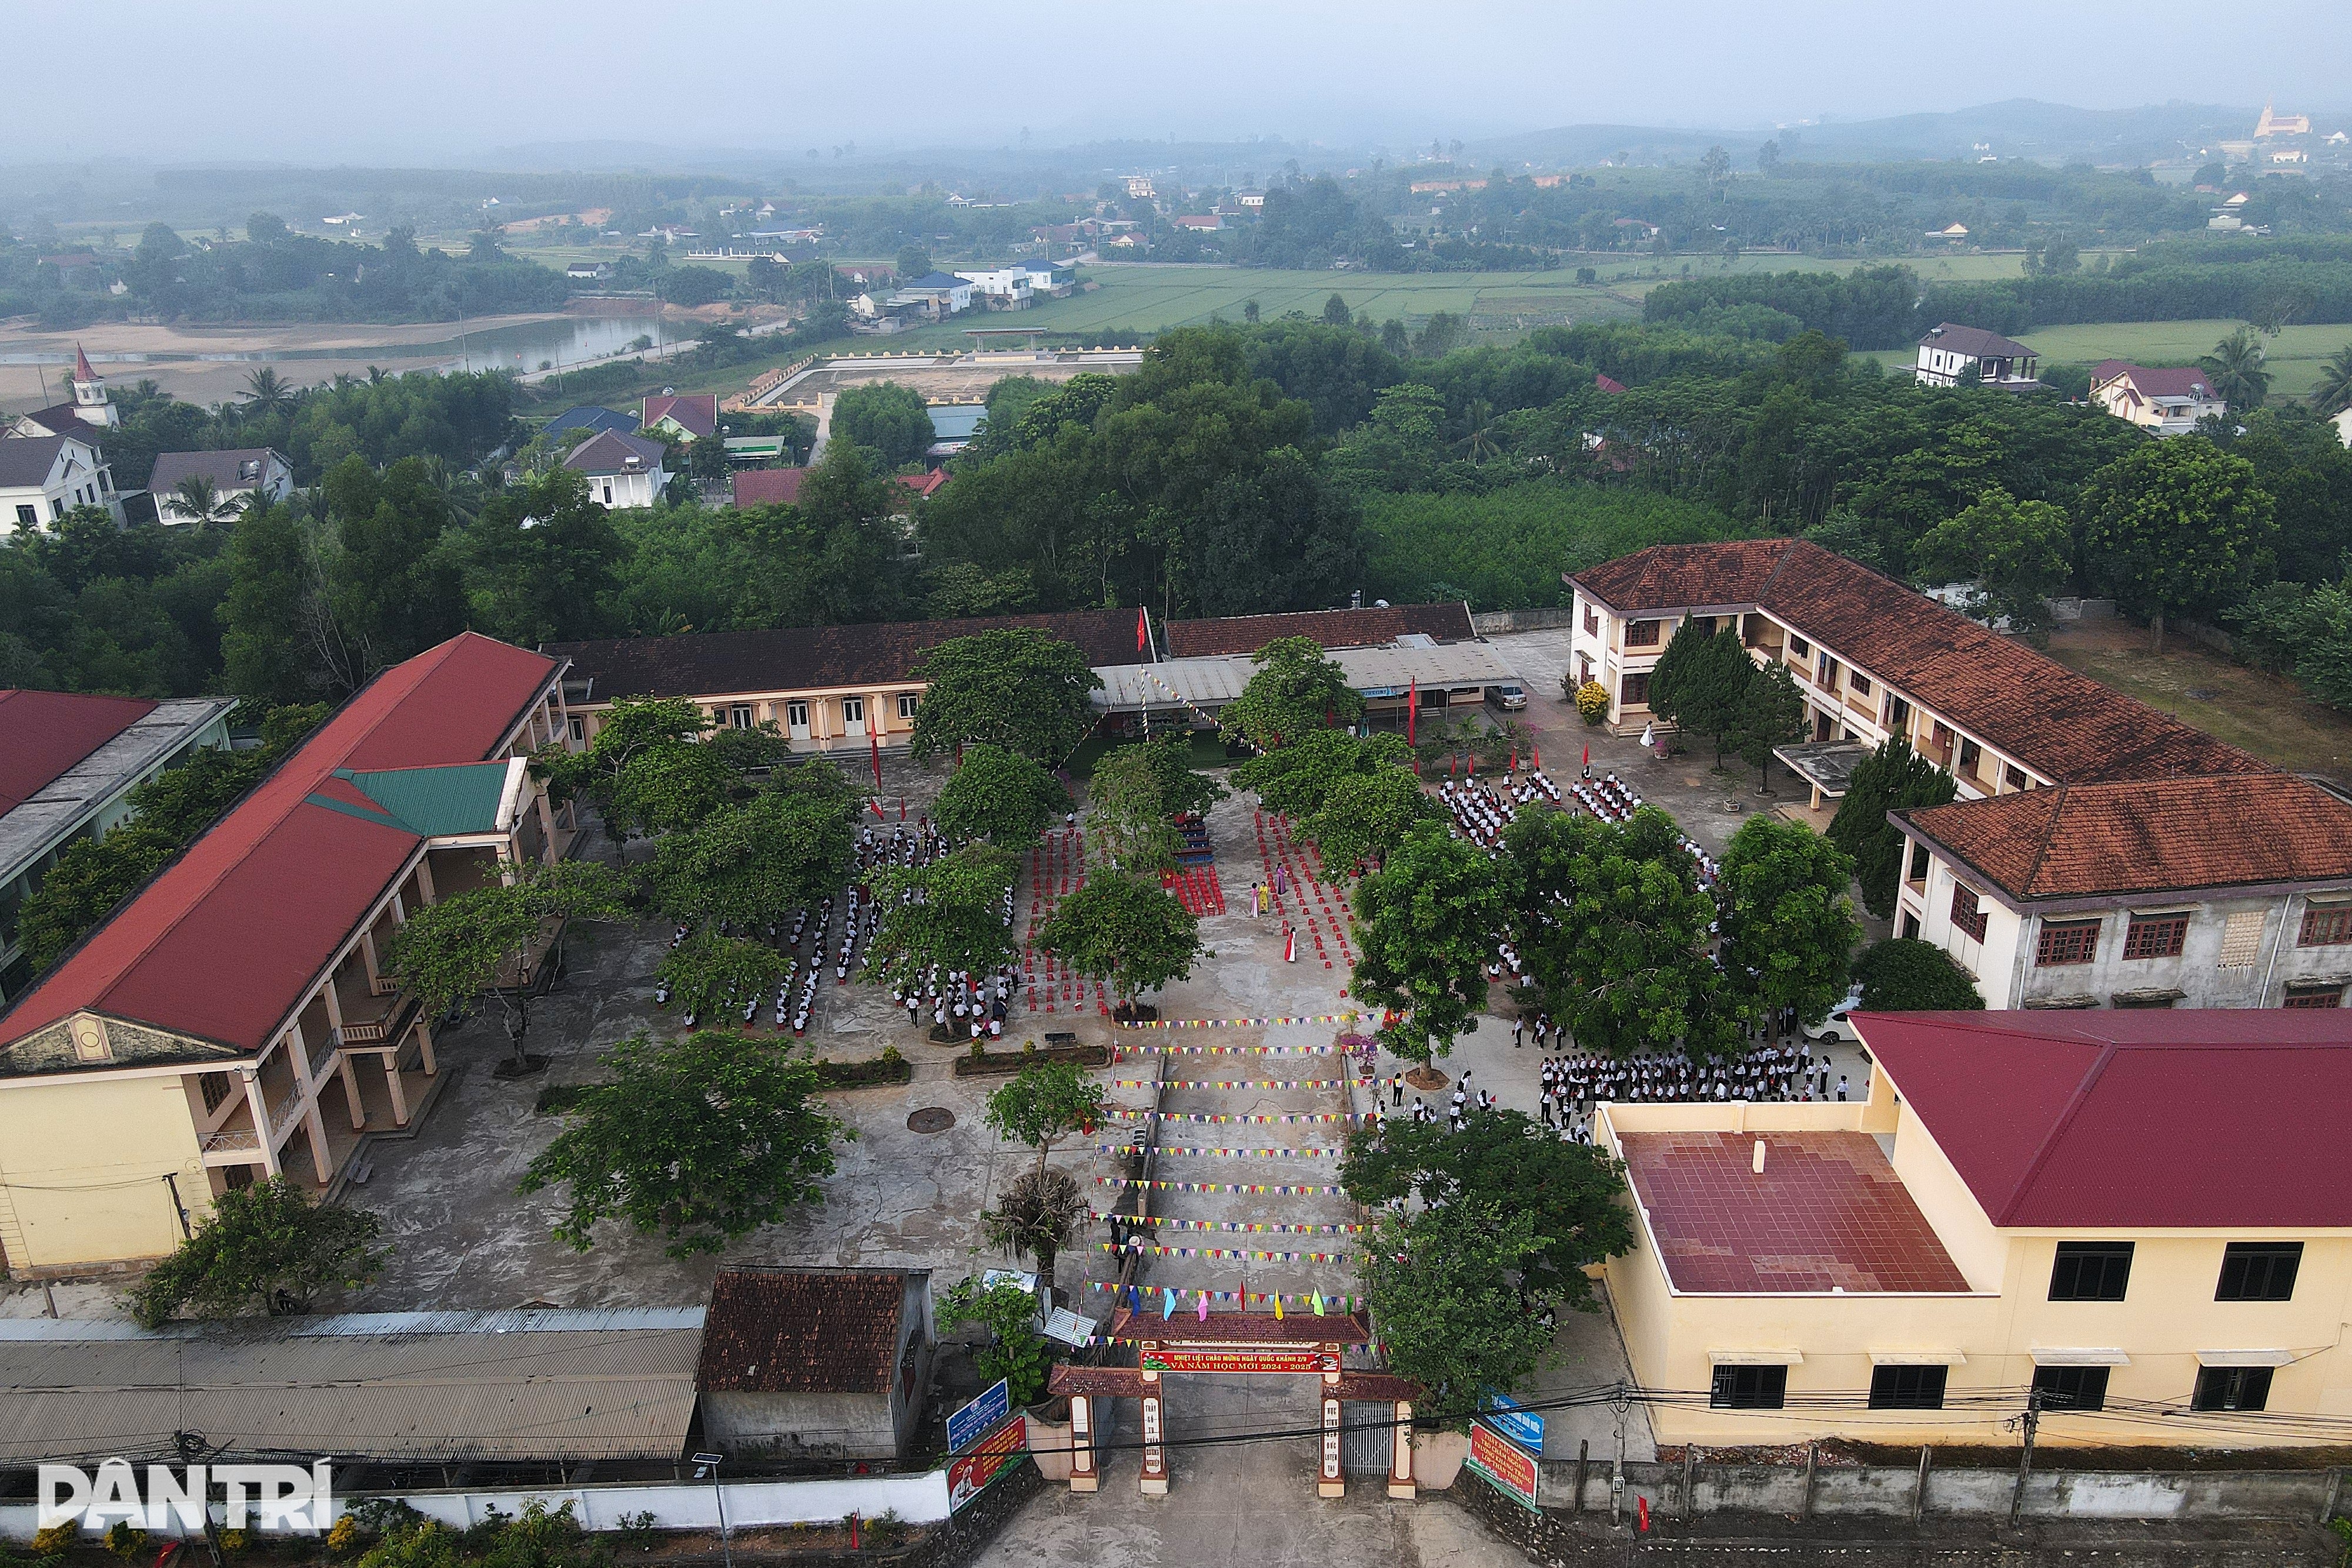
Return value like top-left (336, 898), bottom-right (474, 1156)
top-left (1162, 1287), bottom-right (1177, 1320)
top-left (1197, 1290), bottom-right (1210, 1322)
top-left (1312, 1291), bottom-right (1325, 1316)
top-left (1272, 1293), bottom-right (1284, 1320)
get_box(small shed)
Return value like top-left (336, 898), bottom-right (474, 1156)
top-left (696, 1268), bottom-right (935, 1462)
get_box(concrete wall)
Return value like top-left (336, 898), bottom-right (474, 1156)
top-left (0, 1068), bottom-right (208, 1273)
top-left (704, 1390), bottom-right (901, 1462)
top-left (1472, 608), bottom-right (1578, 634)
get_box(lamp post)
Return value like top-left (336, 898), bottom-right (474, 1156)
top-left (692, 1452), bottom-right (730, 1568)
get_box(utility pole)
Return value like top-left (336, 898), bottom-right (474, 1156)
top-left (1609, 1382), bottom-right (1629, 1526)
top-left (2010, 1388), bottom-right (2042, 1523)
top-left (173, 1431), bottom-right (224, 1568)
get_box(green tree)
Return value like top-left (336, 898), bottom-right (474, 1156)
top-left (894, 246), bottom-right (933, 282)
top-left (910, 627), bottom-right (1104, 765)
top-left (1036, 871), bottom-right (1205, 1015)
top-left (382, 860), bottom-right (632, 1075)
top-left (657, 931), bottom-right (789, 1024)
top-left (983, 1058), bottom-right (1108, 1177)
top-left (934, 743), bottom-right (1068, 850)
top-left (1306, 762), bottom-right (1438, 873)
top-left (830, 383), bottom-right (937, 469)
top-left (1220, 635), bottom-right (1363, 752)
top-left (1342, 1108), bottom-right (1631, 1306)
top-left (1648, 621), bottom-right (1752, 764)
top-left (981, 1166), bottom-right (1090, 1292)
top-left (129, 1177), bottom-right (386, 1328)
top-left (1717, 815), bottom-right (1860, 1027)
top-left (1349, 823), bottom-right (1509, 1064)
top-left (1826, 738), bottom-right (1957, 920)
top-left (940, 1276), bottom-right (1054, 1406)
top-left (1322, 292), bottom-right (1352, 327)
top-left (1108, 732), bottom-right (1226, 817)
top-left (460, 468), bottom-right (623, 645)
top-left (1083, 745), bottom-right (1180, 874)
top-left (1732, 660), bottom-right (1808, 790)
top-left (16, 825), bottom-right (178, 972)
top-left (536, 696), bottom-right (714, 835)
top-left (1359, 1200), bottom-right (1558, 1429)
top-left (1505, 805), bottom-right (1751, 1058)
top-left (644, 787), bottom-right (853, 930)
top-left (2199, 325), bottom-right (2272, 412)
top-left (170, 474), bottom-right (244, 527)
top-left (2314, 344), bottom-right (2352, 417)
top-left (1232, 728), bottom-right (1411, 818)
top-left (866, 845), bottom-right (1017, 993)
top-left (520, 1030), bottom-right (851, 1258)
top-left (218, 500), bottom-right (322, 707)
top-left (1851, 937), bottom-right (1984, 1011)
top-left (1911, 486), bottom-right (2072, 632)
top-left (2083, 435), bottom-right (2276, 653)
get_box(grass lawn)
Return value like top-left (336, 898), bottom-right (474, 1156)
top-left (2040, 618), bottom-right (2352, 785)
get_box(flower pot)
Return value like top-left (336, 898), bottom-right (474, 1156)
top-left (1411, 1429), bottom-right (1469, 1490)
top-left (1025, 1410), bottom-right (1077, 1482)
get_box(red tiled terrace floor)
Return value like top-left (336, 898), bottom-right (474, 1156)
top-left (1620, 1131), bottom-right (1972, 1294)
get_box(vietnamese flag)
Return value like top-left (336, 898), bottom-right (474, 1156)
top-left (1137, 606), bottom-right (1149, 654)
top-left (1406, 680), bottom-right (1418, 747)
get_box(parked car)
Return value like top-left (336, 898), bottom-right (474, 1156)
top-left (1803, 987), bottom-right (1866, 1044)
top-left (1485, 683), bottom-right (1528, 711)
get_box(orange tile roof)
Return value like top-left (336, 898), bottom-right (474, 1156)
top-left (1897, 774), bottom-right (2352, 902)
top-left (1568, 539), bottom-right (2266, 786)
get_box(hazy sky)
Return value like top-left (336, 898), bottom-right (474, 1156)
top-left (25, 0), bottom-right (2351, 165)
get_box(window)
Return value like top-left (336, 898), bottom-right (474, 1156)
top-left (1620, 672), bottom-right (1649, 707)
top-left (14, 504), bottom-right (33, 529)
top-left (1868, 1365), bottom-right (1948, 1410)
top-left (1709, 1365), bottom-right (1787, 1409)
top-left (897, 693), bottom-right (919, 720)
top-left (2122, 912), bottom-right (2189, 960)
top-left (1582, 606), bottom-right (1599, 635)
top-left (2216, 1242), bottom-right (2301, 1302)
top-left (1900, 912), bottom-right (1921, 940)
top-left (1949, 882), bottom-right (1988, 944)
top-left (198, 1072), bottom-right (232, 1113)
top-left (1958, 738), bottom-right (1982, 774)
top-left (729, 704), bottom-right (753, 730)
top-left (2032, 1365), bottom-right (2110, 1411)
top-left (2217, 910), bottom-right (2266, 968)
top-left (1907, 841), bottom-right (1931, 885)
top-left (2298, 905), bottom-right (2352, 947)
top-left (2036, 919), bottom-right (2101, 967)
top-left (1849, 671), bottom-right (1873, 697)
top-left (842, 696), bottom-right (866, 726)
top-left (2284, 983), bottom-right (2344, 1009)
top-left (1625, 619), bottom-right (1660, 647)
top-left (1788, 635), bottom-right (1810, 658)
top-left (2004, 764), bottom-right (2030, 791)
top-left (1886, 695), bottom-right (1913, 731)
top-left (2050, 1241), bottom-right (2133, 1301)
top-left (2191, 1365), bottom-right (2273, 1413)
top-left (1816, 653), bottom-right (1839, 688)
top-left (568, 716), bottom-right (585, 744)
top-left (786, 701), bottom-right (810, 730)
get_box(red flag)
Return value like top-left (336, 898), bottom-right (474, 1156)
top-left (1509, 747), bottom-right (1518, 773)
top-left (870, 728), bottom-right (884, 789)
top-left (1581, 743), bottom-right (1589, 771)
top-left (1637, 1496), bottom-right (1649, 1533)
top-left (1406, 680), bottom-right (1418, 747)
top-left (1136, 606), bottom-right (1149, 653)
top-left (1532, 741), bottom-right (1542, 770)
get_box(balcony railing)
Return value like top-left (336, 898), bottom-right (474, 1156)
top-left (336, 992), bottom-right (419, 1047)
top-left (201, 1128), bottom-right (261, 1155)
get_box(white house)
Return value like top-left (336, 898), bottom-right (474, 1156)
top-left (2333, 407), bottom-right (2352, 448)
top-left (1915, 323), bottom-right (2043, 390)
top-left (888, 272), bottom-right (977, 318)
top-left (148, 447), bottom-right (294, 523)
top-left (15, 346), bottom-right (121, 437)
top-left (953, 267), bottom-right (1034, 306)
top-left (0, 430), bottom-right (124, 536)
top-left (2089, 361), bottom-right (2229, 434)
top-left (563, 431), bottom-right (669, 509)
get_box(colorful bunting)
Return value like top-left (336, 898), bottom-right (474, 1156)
top-left (1100, 1242), bottom-right (1354, 1263)
top-left (1092, 1178), bottom-right (1347, 1195)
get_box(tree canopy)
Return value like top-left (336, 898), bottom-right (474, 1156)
top-left (830, 382), bottom-right (937, 469)
top-left (1826, 737), bottom-right (1957, 920)
top-left (1220, 635), bottom-right (1364, 752)
top-left (908, 628), bottom-right (1104, 765)
top-left (1036, 871), bottom-right (1205, 1011)
top-left (865, 845), bottom-right (1017, 991)
top-left (1359, 1201), bottom-right (1559, 1429)
top-left (1716, 814), bottom-right (1860, 1026)
top-left (129, 1177), bottom-right (386, 1329)
top-left (982, 1059), bottom-right (1108, 1176)
top-left (934, 743), bottom-right (1069, 850)
top-left (1349, 823), bottom-right (1509, 1064)
top-left (1851, 937), bottom-right (1986, 1011)
top-left (2084, 434), bottom-right (2276, 653)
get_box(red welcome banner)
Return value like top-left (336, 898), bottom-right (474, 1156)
top-left (946, 1413), bottom-right (1028, 1513)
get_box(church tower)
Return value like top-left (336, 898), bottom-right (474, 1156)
top-left (69, 344), bottom-right (118, 429)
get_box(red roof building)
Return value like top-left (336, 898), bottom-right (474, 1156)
top-left (0, 633), bottom-right (580, 1273)
top-left (1595, 1008), bottom-right (2352, 1448)
top-left (643, 392), bottom-right (719, 441)
top-left (696, 1268), bottom-right (936, 1460)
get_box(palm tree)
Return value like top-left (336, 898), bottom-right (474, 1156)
top-left (980, 1167), bottom-right (1089, 1288)
top-left (2199, 326), bottom-right (2272, 412)
top-left (2315, 343), bottom-right (2352, 418)
top-left (1454, 397), bottom-right (1504, 465)
top-left (240, 365), bottom-right (296, 412)
top-left (170, 475), bottom-right (243, 527)
top-left (417, 456), bottom-right (485, 525)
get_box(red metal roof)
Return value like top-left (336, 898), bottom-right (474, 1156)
top-left (0, 634), bottom-right (559, 1055)
top-left (731, 467), bottom-right (807, 509)
top-left (1857, 1010), bottom-right (2352, 1229)
top-left (0, 691), bottom-right (156, 815)
top-left (1618, 1129), bottom-right (1971, 1293)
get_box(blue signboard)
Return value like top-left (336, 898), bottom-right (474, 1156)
top-left (947, 1377), bottom-right (1011, 1455)
top-left (1480, 1388), bottom-right (1544, 1453)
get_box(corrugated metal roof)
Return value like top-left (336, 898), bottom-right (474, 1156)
top-left (0, 1313), bottom-right (703, 1463)
top-left (338, 763), bottom-right (512, 838)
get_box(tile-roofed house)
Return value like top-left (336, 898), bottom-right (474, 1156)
top-left (0, 632), bottom-right (578, 1272)
top-left (544, 404), bottom-right (641, 439)
top-left (549, 609), bottom-right (1134, 754)
top-left (643, 392), bottom-right (719, 441)
top-left (731, 466), bottom-right (807, 508)
top-left (1163, 602), bottom-right (1476, 658)
top-left (1596, 1009), bottom-right (2352, 1449)
top-left (1889, 774), bottom-right (2352, 1009)
top-left (564, 430), bottom-right (670, 509)
top-left (696, 1268), bottom-right (934, 1460)
top-left (148, 447), bottom-right (293, 523)
top-left (1914, 322), bottom-right (2042, 390)
top-left (2089, 361), bottom-right (2229, 434)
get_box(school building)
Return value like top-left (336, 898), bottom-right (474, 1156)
top-left (0, 634), bottom-right (580, 1278)
top-left (1598, 1008), bottom-right (2352, 1450)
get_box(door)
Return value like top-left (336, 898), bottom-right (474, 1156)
top-left (786, 700), bottom-right (811, 741)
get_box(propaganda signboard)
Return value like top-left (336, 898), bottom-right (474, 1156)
top-left (946, 1414), bottom-right (1028, 1513)
top-left (1138, 1345), bottom-right (1340, 1373)
top-left (1480, 1388), bottom-right (1545, 1453)
top-left (1466, 1418), bottom-right (1540, 1511)
top-left (947, 1378), bottom-right (1010, 1454)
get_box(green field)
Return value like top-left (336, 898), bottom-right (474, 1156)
top-left (1864, 320), bottom-right (2352, 402)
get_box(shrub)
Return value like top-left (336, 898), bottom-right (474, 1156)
top-left (1573, 680), bottom-right (1610, 725)
top-left (104, 1522), bottom-right (148, 1559)
top-left (33, 1524), bottom-right (78, 1555)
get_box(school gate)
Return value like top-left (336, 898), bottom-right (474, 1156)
top-left (1047, 1309), bottom-right (1422, 1497)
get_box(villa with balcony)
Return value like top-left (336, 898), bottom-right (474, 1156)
top-left (0, 633), bottom-right (579, 1278)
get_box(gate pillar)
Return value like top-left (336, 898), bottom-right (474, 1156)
top-left (1318, 1366), bottom-right (1345, 1498)
top-left (1388, 1398), bottom-right (1416, 1499)
top-left (1069, 1392), bottom-right (1098, 1493)
top-left (1140, 1369), bottom-right (1168, 1495)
